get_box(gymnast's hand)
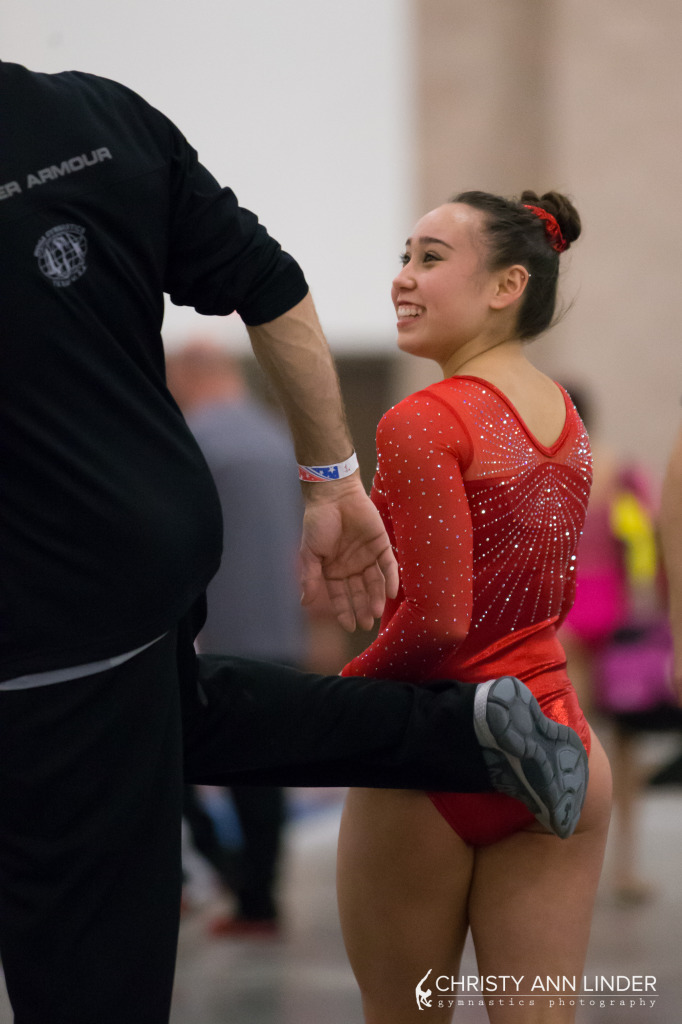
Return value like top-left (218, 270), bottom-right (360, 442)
top-left (299, 474), bottom-right (399, 632)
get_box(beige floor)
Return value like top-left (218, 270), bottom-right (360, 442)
top-left (1, 755), bottom-right (681, 1023)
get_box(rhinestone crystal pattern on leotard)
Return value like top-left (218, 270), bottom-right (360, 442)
top-left (342, 377), bottom-right (592, 682)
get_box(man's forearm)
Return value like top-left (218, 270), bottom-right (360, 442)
top-left (246, 291), bottom-right (353, 466)
top-left (246, 289), bottom-right (398, 630)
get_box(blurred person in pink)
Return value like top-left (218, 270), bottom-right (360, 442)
top-left (561, 386), bottom-right (680, 902)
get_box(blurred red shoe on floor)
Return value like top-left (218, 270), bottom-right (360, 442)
top-left (207, 915), bottom-right (280, 939)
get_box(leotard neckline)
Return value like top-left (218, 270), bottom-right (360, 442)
top-left (447, 375), bottom-right (572, 457)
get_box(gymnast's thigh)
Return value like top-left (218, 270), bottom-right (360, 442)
top-left (337, 788), bottom-right (474, 1018)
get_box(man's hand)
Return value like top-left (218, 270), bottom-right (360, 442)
top-left (300, 475), bottom-right (399, 632)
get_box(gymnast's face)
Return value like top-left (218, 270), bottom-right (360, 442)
top-left (391, 203), bottom-right (502, 370)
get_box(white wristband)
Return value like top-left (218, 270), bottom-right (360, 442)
top-left (298, 452), bottom-right (359, 483)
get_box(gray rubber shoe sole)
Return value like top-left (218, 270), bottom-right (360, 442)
top-left (473, 676), bottom-right (589, 839)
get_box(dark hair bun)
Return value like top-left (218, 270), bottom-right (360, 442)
top-left (520, 190), bottom-right (581, 250)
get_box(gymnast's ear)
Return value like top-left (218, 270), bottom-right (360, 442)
top-left (489, 264), bottom-right (529, 310)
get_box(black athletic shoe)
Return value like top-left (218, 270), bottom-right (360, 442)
top-left (473, 676), bottom-right (588, 839)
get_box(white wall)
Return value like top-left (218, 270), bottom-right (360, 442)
top-left (543, 0), bottom-right (682, 477)
top-left (2, 0), bottom-right (413, 350)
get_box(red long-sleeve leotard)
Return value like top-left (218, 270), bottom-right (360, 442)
top-left (342, 376), bottom-right (592, 844)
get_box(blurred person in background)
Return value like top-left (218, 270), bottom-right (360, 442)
top-left (560, 386), bottom-right (682, 904)
top-left (167, 341), bottom-right (305, 938)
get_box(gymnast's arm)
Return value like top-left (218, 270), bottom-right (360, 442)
top-left (342, 394), bottom-right (474, 681)
top-left (659, 421), bottom-right (682, 703)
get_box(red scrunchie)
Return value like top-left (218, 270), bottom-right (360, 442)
top-left (523, 204), bottom-right (568, 253)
